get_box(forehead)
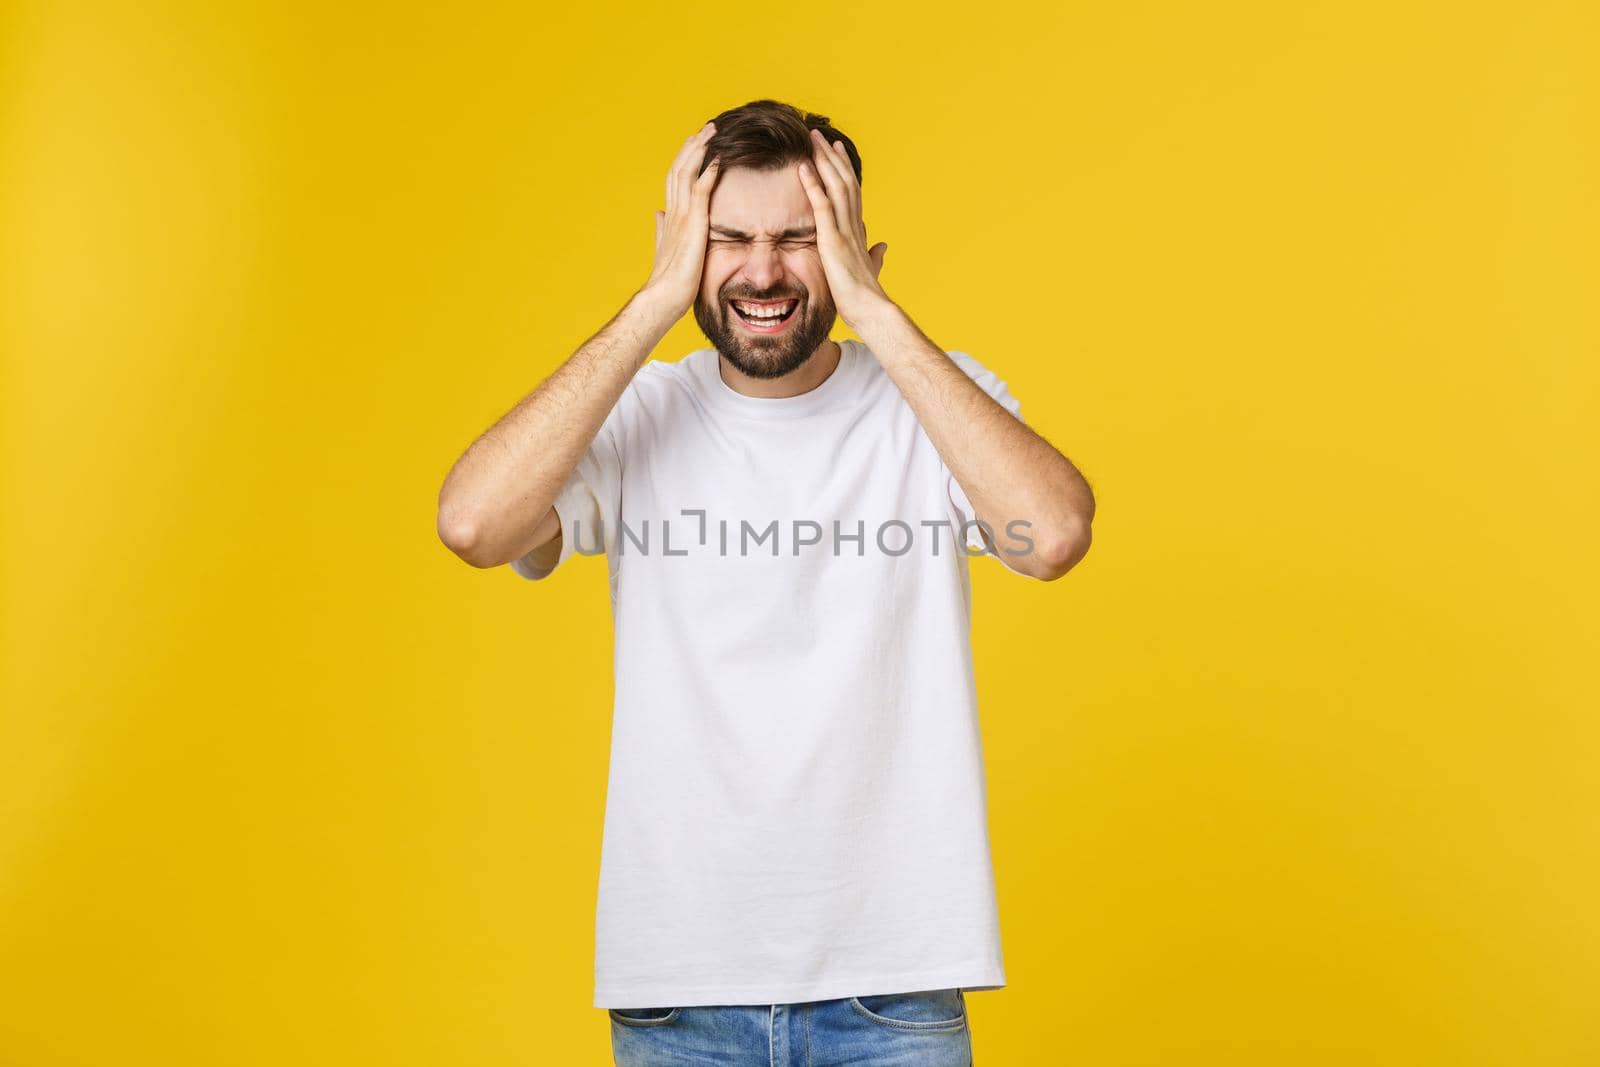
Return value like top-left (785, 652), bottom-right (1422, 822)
top-left (708, 165), bottom-right (813, 233)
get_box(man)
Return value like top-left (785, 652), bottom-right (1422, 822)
top-left (437, 99), bottom-right (1095, 1064)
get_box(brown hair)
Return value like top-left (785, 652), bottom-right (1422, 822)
top-left (697, 99), bottom-right (863, 185)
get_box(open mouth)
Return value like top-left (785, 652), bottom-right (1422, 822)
top-left (729, 298), bottom-right (800, 333)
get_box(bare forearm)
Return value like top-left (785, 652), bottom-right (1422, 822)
top-left (437, 287), bottom-right (678, 568)
top-left (854, 299), bottom-right (1095, 578)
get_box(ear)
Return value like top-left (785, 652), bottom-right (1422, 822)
top-left (868, 241), bottom-right (888, 279)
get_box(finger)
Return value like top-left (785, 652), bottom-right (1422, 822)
top-left (814, 137), bottom-right (863, 246)
top-left (805, 134), bottom-right (853, 238)
top-left (667, 137), bottom-right (692, 215)
top-left (829, 137), bottom-right (853, 173)
top-left (675, 138), bottom-right (713, 220)
top-left (670, 123), bottom-right (716, 218)
top-left (669, 123), bottom-right (714, 185)
top-left (869, 241), bottom-right (887, 278)
top-left (829, 139), bottom-right (866, 241)
top-left (796, 160), bottom-right (842, 243)
top-left (662, 123), bottom-right (713, 214)
top-left (692, 155), bottom-right (721, 210)
top-left (694, 154), bottom-right (720, 195)
top-left (666, 128), bottom-right (701, 214)
top-left (808, 129), bottom-right (853, 205)
top-left (827, 138), bottom-right (861, 200)
top-left (820, 137), bottom-right (866, 244)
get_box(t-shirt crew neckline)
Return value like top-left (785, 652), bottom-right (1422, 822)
top-left (692, 337), bottom-right (866, 419)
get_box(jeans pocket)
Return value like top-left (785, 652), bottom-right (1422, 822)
top-left (849, 987), bottom-right (967, 1031)
top-left (608, 1006), bottom-right (682, 1027)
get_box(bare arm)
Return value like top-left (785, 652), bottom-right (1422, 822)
top-left (436, 290), bottom-right (678, 569)
top-left (437, 121), bottom-right (724, 570)
top-left (795, 128), bottom-right (1094, 581)
top-left (854, 302), bottom-right (1094, 581)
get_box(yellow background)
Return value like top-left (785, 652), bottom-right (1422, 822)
top-left (3, 1), bottom-right (1596, 1063)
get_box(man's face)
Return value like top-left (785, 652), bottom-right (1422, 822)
top-left (693, 164), bottom-right (837, 380)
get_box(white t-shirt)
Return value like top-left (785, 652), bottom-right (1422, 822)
top-left (513, 337), bottom-right (1022, 1009)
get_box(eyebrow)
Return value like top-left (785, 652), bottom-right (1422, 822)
top-left (709, 225), bottom-right (817, 240)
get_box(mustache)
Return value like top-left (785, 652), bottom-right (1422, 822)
top-left (723, 290), bottom-right (805, 303)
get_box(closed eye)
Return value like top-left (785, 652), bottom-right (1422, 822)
top-left (710, 238), bottom-right (815, 250)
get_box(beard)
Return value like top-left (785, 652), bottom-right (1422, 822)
top-left (693, 283), bottom-right (837, 380)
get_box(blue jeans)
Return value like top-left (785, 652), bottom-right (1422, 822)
top-left (608, 987), bottom-right (973, 1065)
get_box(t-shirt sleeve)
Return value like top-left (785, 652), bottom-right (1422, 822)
top-left (508, 397), bottom-right (626, 582)
top-left (942, 351), bottom-right (1025, 552)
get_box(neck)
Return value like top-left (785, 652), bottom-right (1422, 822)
top-left (718, 338), bottom-right (842, 399)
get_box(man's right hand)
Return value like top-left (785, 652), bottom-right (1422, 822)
top-left (437, 122), bottom-right (722, 572)
top-left (640, 121), bottom-right (722, 319)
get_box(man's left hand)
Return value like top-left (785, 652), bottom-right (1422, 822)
top-left (796, 128), bottom-right (892, 331)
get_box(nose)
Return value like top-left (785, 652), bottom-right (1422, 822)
top-left (738, 241), bottom-right (785, 292)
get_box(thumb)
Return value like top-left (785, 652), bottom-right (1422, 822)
top-left (869, 241), bottom-right (888, 278)
top-left (654, 210), bottom-right (665, 252)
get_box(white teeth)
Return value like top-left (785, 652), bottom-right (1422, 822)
top-left (734, 300), bottom-right (794, 319)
